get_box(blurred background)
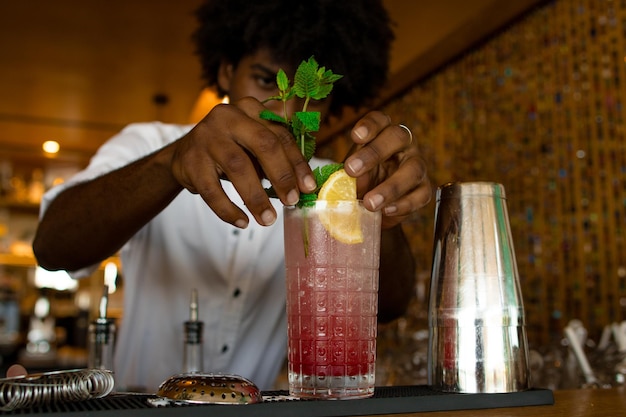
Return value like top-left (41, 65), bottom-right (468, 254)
top-left (1, 0), bottom-right (624, 389)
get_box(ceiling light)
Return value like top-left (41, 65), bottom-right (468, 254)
top-left (42, 140), bottom-right (60, 154)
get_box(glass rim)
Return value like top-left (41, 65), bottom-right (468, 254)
top-left (283, 199), bottom-right (365, 209)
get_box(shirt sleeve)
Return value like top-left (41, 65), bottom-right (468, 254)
top-left (38, 122), bottom-right (191, 278)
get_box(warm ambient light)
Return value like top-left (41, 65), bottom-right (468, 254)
top-left (188, 88), bottom-right (229, 124)
top-left (104, 261), bottom-right (118, 294)
top-left (34, 266), bottom-right (78, 291)
top-left (42, 140), bottom-right (60, 154)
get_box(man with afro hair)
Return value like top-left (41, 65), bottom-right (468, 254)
top-left (32, 0), bottom-right (431, 391)
top-left (193, 0), bottom-right (394, 117)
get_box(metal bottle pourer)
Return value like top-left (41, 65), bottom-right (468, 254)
top-left (182, 289), bottom-right (204, 373)
top-left (88, 285), bottom-right (116, 372)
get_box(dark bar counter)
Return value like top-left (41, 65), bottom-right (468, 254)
top-left (392, 387), bottom-right (625, 417)
top-left (2, 386), bottom-right (624, 417)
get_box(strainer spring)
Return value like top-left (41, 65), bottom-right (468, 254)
top-left (0, 368), bottom-right (115, 411)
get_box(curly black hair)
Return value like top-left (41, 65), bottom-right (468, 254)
top-left (192, 0), bottom-right (395, 117)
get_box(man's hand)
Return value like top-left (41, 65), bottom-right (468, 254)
top-left (171, 97), bottom-right (317, 228)
top-left (343, 111), bottom-right (432, 229)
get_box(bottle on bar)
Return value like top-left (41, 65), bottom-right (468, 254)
top-left (88, 285), bottom-right (116, 373)
top-left (182, 288), bottom-right (204, 373)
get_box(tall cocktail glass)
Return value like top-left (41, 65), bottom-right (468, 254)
top-left (283, 200), bottom-right (382, 399)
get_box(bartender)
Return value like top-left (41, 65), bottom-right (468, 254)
top-left (30, 0), bottom-right (431, 392)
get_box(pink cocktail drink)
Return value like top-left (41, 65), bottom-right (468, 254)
top-left (284, 200), bottom-right (381, 399)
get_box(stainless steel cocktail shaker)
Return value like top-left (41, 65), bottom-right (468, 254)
top-left (427, 182), bottom-right (530, 393)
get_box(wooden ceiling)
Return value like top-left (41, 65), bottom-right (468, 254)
top-left (0, 0), bottom-right (544, 169)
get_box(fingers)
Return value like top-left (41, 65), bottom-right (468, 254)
top-left (362, 148), bottom-right (432, 214)
top-left (171, 98), bottom-right (315, 228)
top-left (230, 99), bottom-right (317, 200)
top-left (398, 124), bottom-right (413, 145)
top-left (173, 137), bottom-right (251, 227)
top-left (344, 111), bottom-right (433, 228)
top-left (171, 99), bottom-right (431, 230)
top-left (344, 112), bottom-right (410, 178)
top-left (350, 111), bottom-right (392, 145)
top-left (373, 160), bottom-right (433, 227)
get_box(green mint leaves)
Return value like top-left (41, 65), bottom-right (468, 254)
top-left (260, 57), bottom-right (343, 206)
top-left (297, 162), bottom-right (344, 207)
top-left (260, 56), bottom-right (342, 161)
top-left (293, 56), bottom-right (343, 103)
top-left (313, 163), bottom-right (344, 188)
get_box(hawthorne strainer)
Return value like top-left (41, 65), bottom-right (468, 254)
top-left (156, 373), bottom-right (262, 405)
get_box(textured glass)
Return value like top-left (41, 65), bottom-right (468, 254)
top-left (284, 201), bottom-right (381, 399)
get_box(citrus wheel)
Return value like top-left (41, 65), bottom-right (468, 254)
top-left (316, 169), bottom-right (363, 244)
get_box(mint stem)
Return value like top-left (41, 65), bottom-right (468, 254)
top-left (258, 57), bottom-right (342, 257)
top-left (303, 212), bottom-right (310, 258)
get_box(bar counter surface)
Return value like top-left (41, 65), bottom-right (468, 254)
top-left (374, 387), bottom-right (625, 417)
top-left (1, 386), bottom-right (624, 416)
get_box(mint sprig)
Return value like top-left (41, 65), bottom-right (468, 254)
top-left (260, 56), bottom-right (343, 206)
top-left (260, 56), bottom-right (341, 161)
top-left (296, 162), bottom-right (343, 207)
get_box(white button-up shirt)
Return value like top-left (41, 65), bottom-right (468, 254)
top-left (40, 122), bottom-right (329, 392)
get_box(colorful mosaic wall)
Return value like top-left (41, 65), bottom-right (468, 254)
top-left (320, 0), bottom-right (626, 348)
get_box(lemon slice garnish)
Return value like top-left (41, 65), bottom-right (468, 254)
top-left (316, 169), bottom-right (363, 244)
